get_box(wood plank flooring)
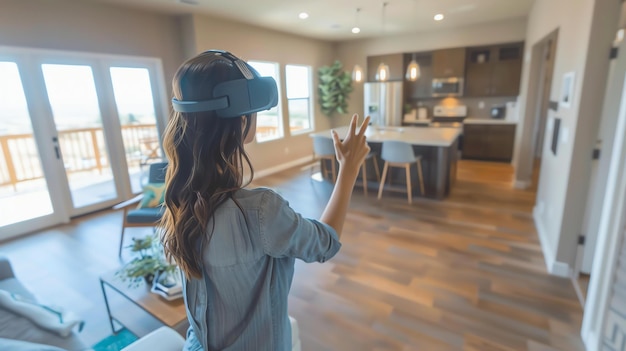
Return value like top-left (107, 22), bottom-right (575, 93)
top-left (0, 160), bottom-right (584, 350)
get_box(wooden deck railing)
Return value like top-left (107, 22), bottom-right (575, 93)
top-left (0, 124), bottom-right (159, 190)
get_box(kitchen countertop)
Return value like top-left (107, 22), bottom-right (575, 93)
top-left (462, 118), bottom-right (518, 125)
top-left (310, 125), bottom-right (461, 147)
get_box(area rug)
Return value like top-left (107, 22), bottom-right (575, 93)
top-left (92, 328), bottom-right (138, 351)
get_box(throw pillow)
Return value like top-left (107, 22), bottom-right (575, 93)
top-left (0, 289), bottom-right (84, 338)
top-left (138, 183), bottom-right (166, 208)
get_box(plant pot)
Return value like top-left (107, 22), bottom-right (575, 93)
top-left (144, 273), bottom-right (155, 286)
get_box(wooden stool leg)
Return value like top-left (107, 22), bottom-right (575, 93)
top-left (362, 162), bottom-right (368, 196)
top-left (331, 158), bottom-right (337, 183)
top-left (119, 228), bottom-right (125, 259)
top-left (378, 162), bottom-right (389, 200)
top-left (417, 159), bottom-right (425, 196)
top-left (405, 164), bottom-right (412, 205)
top-left (373, 156), bottom-right (381, 182)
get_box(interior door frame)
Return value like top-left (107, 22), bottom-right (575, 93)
top-left (581, 69), bottom-right (626, 350)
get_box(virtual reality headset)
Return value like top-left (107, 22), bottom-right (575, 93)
top-left (171, 50), bottom-right (279, 118)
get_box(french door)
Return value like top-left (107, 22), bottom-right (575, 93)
top-left (0, 46), bottom-right (168, 240)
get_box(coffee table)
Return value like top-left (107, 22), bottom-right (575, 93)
top-left (99, 269), bottom-right (187, 335)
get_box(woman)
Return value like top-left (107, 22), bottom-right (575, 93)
top-left (160, 50), bottom-right (370, 350)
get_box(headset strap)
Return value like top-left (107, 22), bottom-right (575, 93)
top-left (171, 96), bottom-right (229, 113)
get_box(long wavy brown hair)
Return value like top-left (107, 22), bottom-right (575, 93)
top-left (160, 52), bottom-right (254, 279)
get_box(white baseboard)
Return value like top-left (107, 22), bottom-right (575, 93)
top-left (533, 206), bottom-right (571, 278)
top-left (514, 179), bottom-right (531, 189)
top-left (255, 156), bottom-right (314, 179)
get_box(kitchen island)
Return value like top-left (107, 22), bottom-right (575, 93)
top-left (310, 126), bottom-right (461, 200)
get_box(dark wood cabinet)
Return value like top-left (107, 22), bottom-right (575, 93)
top-left (404, 53), bottom-right (433, 99)
top-left (462, 124), bottom-right (516, 162)
top-left (465, 42), bottom-right (524, 97)
top-left (432, 48), bottom-right (466, 78)
top-left (367, 53), bottom-right (404, 82)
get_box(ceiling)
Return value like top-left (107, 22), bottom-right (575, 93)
top-left (92, 0), bottom-right (534, 41)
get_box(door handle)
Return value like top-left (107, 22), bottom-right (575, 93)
top-left (52, 137), bottom-right (61, 160)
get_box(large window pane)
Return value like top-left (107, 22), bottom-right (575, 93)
top-left (110, 67), bottom-right (161, 193)
top-left (286, 65), bottom-right (313, 134)
top-left (247, 61), bottom-right (283, 142)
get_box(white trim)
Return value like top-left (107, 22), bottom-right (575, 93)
top-left (254, 156), bottom-right (313, 179)
top-left (533, 207), bottom-right (571, 277)
top-left (582, 72), bottom-right (626, 350)
top-left (514, 179), bottom-right (531, 189)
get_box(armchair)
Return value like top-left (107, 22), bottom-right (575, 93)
top-left (113, 162), bottom-right (168, 258)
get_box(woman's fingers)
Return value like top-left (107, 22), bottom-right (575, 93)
top-left (358, 116), bottom-right (371, 137)
top-left (348, 113), bottom-right (358, 136)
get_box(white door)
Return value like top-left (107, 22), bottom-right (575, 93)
top-left (0, 46), bottom-right (168, 239)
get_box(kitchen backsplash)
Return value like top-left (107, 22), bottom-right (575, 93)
top-left (408, 96), bottom-right (518, 120)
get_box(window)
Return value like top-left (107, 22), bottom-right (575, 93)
top-left (247, 61), bottom-right (282, 142)
top-left (285, 65), bottom-right (313, 134)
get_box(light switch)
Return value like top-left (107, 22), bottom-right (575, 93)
top-left (478, 101), bottom-right (485, 109)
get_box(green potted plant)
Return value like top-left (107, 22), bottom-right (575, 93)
top-left (116, 234), bottom-right (176, 288)
top-left (318, 60), bottom-right (353, 117)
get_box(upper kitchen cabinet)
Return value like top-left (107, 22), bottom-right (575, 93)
top-left (432, 48), bottom-right (466, 78)
top-left (404, 52), bottom-right (433, 100)
top-left (465, 42), bottom-right (524, 97)
top-left (367, 53), bottom-right (404, 82)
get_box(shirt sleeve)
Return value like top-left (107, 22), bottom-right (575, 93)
top-left (259, 190), bottom-right (341, 263)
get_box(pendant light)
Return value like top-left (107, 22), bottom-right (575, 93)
top-left (376, 2), bottom-right (390, 81)
top-left (405, 53), bottom-right (421, 81)
top-left (352, 64), bottom-right (364, 83)
top-left (351, 8), bottom-right (364, 83)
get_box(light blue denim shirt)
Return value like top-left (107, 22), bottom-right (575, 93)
top-left (182, 187), bottom-right (341, 351)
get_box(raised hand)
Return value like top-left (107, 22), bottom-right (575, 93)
top-left (331, 114), bottom-right (371, 175)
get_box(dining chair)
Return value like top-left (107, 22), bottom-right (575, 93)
top-left (312, 136), bottom-right (337, 183)
top-left (377, 141), bottom-right (425, 204)
top-left (113, 162), bottom-right (168, 258)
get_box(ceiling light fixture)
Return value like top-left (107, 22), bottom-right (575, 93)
top-left (376, 2), bottom-right (390, 81)
top-left (299, 12), bottom-right (309, 19)
top-left (434, 13), bottom-right (444, 21)
top-left (405, 53), bottom-right (421, 81)
top-left (351, 8), bottom-right (361, 34)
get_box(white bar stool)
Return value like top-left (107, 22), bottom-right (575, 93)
top-left (377, 140), bottom-right (425, 204)
top-left (312, 136), bottom-right (337, 182)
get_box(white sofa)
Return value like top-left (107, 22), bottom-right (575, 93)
top-left (122, 316), bottom-right (302, 351)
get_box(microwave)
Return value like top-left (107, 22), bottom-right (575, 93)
top-left (432, 77), bottom-right (464, 97)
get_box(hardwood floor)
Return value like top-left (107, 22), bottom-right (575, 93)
top-left (0, 160), bottom-right (584, 350)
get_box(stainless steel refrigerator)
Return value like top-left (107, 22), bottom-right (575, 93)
top-left (363, 82), bottom-right (404, 127)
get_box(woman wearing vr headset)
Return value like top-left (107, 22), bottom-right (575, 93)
top-left (160, 50), bottom-right (370, 351)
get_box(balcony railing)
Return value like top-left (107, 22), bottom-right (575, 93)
top-left (0, 124), bottom-right (159, 191)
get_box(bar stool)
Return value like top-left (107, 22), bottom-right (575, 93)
top-left (360, 152), bottom-right (381, 196)
top-left (312, 136), bottom-right (337, 182)
top-left (377, 140), bottom-right (425, 204)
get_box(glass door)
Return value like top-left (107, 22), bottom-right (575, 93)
top-left (0, 46), bottom-right (168, 238)
top-left (0, 61), bottom-right (56, 231)
top-left (109, 66), bottom-right (163, 194)
top-left (41, 63), bottom-right (119, 211)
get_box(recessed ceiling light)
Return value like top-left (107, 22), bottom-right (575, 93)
top-left (434, 14), bottom-right (444, 21)
top-left (299, 12), bottom-right (309, 19)
top-left (352, 27), bottom-right (361, 34)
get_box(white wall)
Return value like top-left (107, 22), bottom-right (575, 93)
top-left (335, 18), bottom-right (528, 127)
top-left (515, 0), bottom-right (619, 275)
top-left (0, 0), bottom-right (185, 98)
